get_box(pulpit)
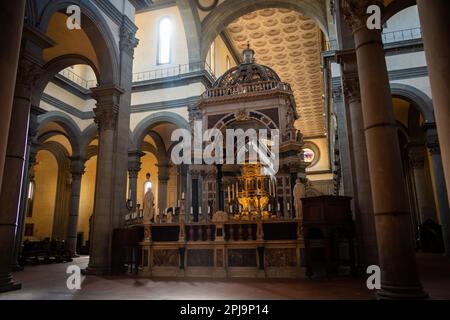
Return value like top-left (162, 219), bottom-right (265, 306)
top-left (302, 196), bottom-right (356, 278)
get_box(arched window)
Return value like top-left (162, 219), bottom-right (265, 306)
top-left (209, 42), bottom-right (215, 74)
top-left (226, 55), bottom-right (231, 70)
top-left (157, 17), bottom-right (172, 65)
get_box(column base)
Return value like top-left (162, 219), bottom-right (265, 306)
top-left (82, 266), bottom-right (111, 276)
top-left (0, 275), bottom-right (22, 293)
top-left (376, 284), bottom-right (429, 300)
top-left (11, 264), bottom-right (24, 272)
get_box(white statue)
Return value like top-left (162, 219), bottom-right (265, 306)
top-left (143, 173), bottom-right (154, 223)
top-left (293, 178), bottom-right (306, 220)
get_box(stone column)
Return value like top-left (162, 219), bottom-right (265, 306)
top-left (0, 57), bottom-right (43, 292)
top-left (128, 150), bottom-right (144, 211)
top-left (332, 86), bottom-right (354, 199)
top-left (417, 0), bottom-right (450, 206)
top-left (425, 124), bottom-right (450, 256)
top-left (12, 105), bottom-right (45, 270)
top-left (337, 50), bottom-right (378, 267)
top-left (66, 157), bottom-right (86, 257)
top-left (0, 0), bottom-right (26, 191)
top-left (85, 85), bottom-right (123, 275)
top-left (408, 145), bottom-right (437, 224)
top-left (342, 0), bottom-right (427, 299)
top-left (157, 163), bottom-right (170, 214)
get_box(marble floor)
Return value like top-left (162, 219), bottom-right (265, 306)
top-left (0, 253), bottom-right (449, 300)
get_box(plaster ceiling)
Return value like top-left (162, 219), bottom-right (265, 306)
top-left (225, 8), bottom-right (325, 137)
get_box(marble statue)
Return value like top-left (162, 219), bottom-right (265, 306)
top-left (293, 178), bottom-right (306, 220)
top-left (143, 173), bottom-right (154, 223)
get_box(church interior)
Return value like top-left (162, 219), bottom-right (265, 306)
top-left (0, 0), bottom-right (449, 301)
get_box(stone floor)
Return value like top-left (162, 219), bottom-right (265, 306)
top-left (0, 253), bottom-right (449, 300)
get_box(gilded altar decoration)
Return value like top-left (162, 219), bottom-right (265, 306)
top-left (236, 163), bottom-right (271, 220)
top-left (235, 109), bottom-right (249, 121)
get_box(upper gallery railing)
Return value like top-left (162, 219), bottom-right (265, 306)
top-left (57, 62), bottom-right (215, 90)
top-left (202, 81), bottom-right (292, 99)
top-left (382, 27), bottom-right (422, 44)
top-left (323, 27), bottom-right (422, 52)
top-left (58, 68), bottom-right (97, 89)
top-left (132, 61), bottom-right (215, 83)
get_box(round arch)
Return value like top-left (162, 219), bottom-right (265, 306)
top-left (213, 110), bottom-right (279, 132)
top-left (38, 111), bottom-right (82, 156)
top-left (38, 0), bottom-right (119, 85)
top-left (200, 0), bottom-right (329, 62)
top-left (382, 0), bottom-right (417, 24)
top-left (391, 83), bottom-right (435, 124)
top-left (80, 123), bottom-right (98, 158)
top-left (32, 54), bottom-right (99, 106)
top-left (132, 111), bottom-right (190, 149)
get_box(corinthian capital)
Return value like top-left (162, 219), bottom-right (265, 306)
top-left (91, 85), bottom-right (124, 131)
top-left (342, 76), bottom-right (361, 102)
top-left (341, 0), bottom-right (384, 31)
top-left (120, 18), bottom-right (139, 57)
top-left (15, 58), bottom-right (44, 96)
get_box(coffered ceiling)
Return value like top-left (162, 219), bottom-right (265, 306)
top-left (225, 8), bottom-right (325, 137)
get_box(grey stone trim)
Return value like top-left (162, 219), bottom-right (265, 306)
top-left (129, 0), bottom-right (153, 11)
top-left (41, 93), bottom-right (199, 120)
top-left (135, 0), bottom-right (176, 12)
top-left (220, 31), bottom-right (242, 65)
top-left (41, 93), bottom-right (94, 120)
top-left (131, 111), bottom-right (191, 149)
top-left (132, 96), bottom-right (199, 113)
top-left (93, 0), bottom-right (123, 26)
top-left (388, 66), bottom-right (428, 80)
top-left (390, 83), bottom-right (435, 123)
top-left (52, 76), bottom-right (92, 100)
top-left (331, 66), bottom-right (429, 88)
top-left (384, 39), bottom-right (424, 56)
top-left (37, 110), bottom-right (82, 156)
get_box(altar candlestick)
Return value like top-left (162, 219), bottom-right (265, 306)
top-left (269, 180), bottom-right (272, 196)
top-left (229, 205), bottom-right (233, 213)
top-left (190, 207), bottom-right (193, 215)
top-left (277, 202), bottom-right (280, 211)
top-left (181, 192), bottom-right (185, 200)
top-left (287, 202), bottom-right (290, 210)
top-left (199, 207), bottom-right (202, 214)
top-left (268, 204), bottom-right (271, 211)
top-left (236, 182), bottom-right (239, 195)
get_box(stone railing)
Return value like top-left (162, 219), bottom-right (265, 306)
top-left (203, 81), bottom-right (292, 99)
top-left (133, 61), bottom-right (215, 83)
